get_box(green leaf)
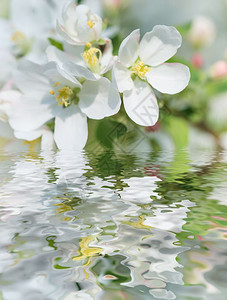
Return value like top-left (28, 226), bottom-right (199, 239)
top-left (176, 21), bottom-right (192, 37)
top-left (162, 117), bottom-right (190, 180)
top-left (206, 78), bottom-right (227, 96)
top-left (48, 38), bottom-right (64, 51)
top-left (165, 116), bottom-right (189, 149)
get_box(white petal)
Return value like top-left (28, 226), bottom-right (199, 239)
top-left (0, 90), bottom-right (21, 117)
top-left (14, 129), bottom-right (43, 141)
top-left (63, 61), bottom-right (97, 81)
top-left (25, 37), bottom-right (48, 64)
top-left (146, 63), bottom-right (190, 94)
top-left (54, 104), bottom-right (88, 150)
top-left (75, 4), bottom-right (90, 17)
top-left (0, 18), bottom-right (12, 49)
top-left (10, 0), bottom-right (52, 36)
top-left (123, 78), bottom-right (159, 126)
top-left (78, 77), bottom-right (121, 119)
top-left (0, 90), bottom-right (21, 104)
top-left (44, 62), bottom-right (81, 88)
top-left (0, 51), bottom-right (16, 83)
top-left (9, 94), bottom-right (55, 132)
top-left (139, 25), bottom-right (182, 66)
top-left (112, 61), bottom-right (133, 93)
top-left (62, 2), bottom-right (78, 33)
top-left (100, 39), bottom-right (114, 74)
top-left (0, 120), bottom-right (14, 139)
top-left (13, 60), bottom-right (50, 95)
top-left (119, 29), bottom-right (140, 67)
top-left (46, 45), bottom-right (81, 68)
top-left (90, 14), bottom-right (103, 41)
top-left (76, 15), bottom-right (95, 43)
top-left (64, 42), bottom-right (84, 64)
top-left (41, 128), bottom-right (55, 150)
top-left (56, 21), bottom-right (82, 45)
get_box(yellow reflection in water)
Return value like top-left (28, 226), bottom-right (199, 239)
top-left (73, 235), bottom-right (103, 266)
top-left (123, 215), bottom-right (152, 230)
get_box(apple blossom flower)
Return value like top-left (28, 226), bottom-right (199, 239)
top-left (46, 40), bottom-right (119, 117)
top-left (113, 26), bottom-right (190, 126)
top-left (0, 0), bottom-right (70, 66)
top-left (46, 37), bottom-right (114, 77)
top-left (188, 16), bottom-right (216, 48)
top-left (1, 0), bottom-right (54, 62)
top-left (9, 59), bottom-right (121, 150)
top-left (57, 2), bottom-right (103, 45)
top-left (0, 86), bottom-right (55, 150)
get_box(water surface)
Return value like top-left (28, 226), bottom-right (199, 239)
top-left (0, 149), bottom-right (227, 299)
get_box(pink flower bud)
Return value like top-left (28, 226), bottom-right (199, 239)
top-left (210, 61), bottom-right (227, 79)
top-left (145, 122), bottom-right (161, 132)
top-left (103, 0), bottom-right (125, 9)
top-left (191, 53), bottom-right (204, 69)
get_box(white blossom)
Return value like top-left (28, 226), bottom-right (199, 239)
top-left (9, 59), bottom-right (120, 150)
top-left (113, 26), bottom-right (190, 126)
top-left (57, 3), bottom-right (103, 45)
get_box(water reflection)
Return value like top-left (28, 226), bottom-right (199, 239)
top-left (0, 149), bottom-right (226, 299)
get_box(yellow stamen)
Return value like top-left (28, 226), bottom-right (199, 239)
top-left (11, 31), bottom-right (25, 44)
top-left (56, 86), bottom-right (73, 107)
top-left (53, 82), bottom-right (60, 87)
top-left (132, 60), bottom-right (151, 79)
top-left (87, 20), bottom-right (95, 28)
top-left (83, 47), bottom-right (101, 73)
top-left (86, 42), bottom-right (92, 48)
top-left (49, 90), bottom-right (55, 95)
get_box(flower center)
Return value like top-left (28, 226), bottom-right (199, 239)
top-left (131, 60), bottom-right (151, 79)
top-left (11, 31), bottom-right (31, 56)
top-left (87, 20), bottom-right (95, 28)
top-left (49, 83), bottom-right (73, 107)
top-left (83, 47), bottom-right (101, 73)
top-left (11, 31), bottom-right (26, 44)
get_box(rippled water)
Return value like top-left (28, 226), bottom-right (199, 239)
top-left (0, 149), bottom-right (227, 300)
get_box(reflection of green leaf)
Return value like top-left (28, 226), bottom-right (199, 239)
top-left (54, 264), bottom-right (70, 269)
top-left (48, 38), bottom-right (63, 51)
top-left (91, 254), bottom-right (131, 287)
top-left (46, 235), bottom-right (57, 250)
top-left (46, 168), bottom-right (59, 184)
top-left (96, 119), bottom-right (127, 149)
top-left (182, 199), bottom-right (227, 237)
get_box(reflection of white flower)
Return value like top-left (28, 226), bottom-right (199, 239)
top-left (113, 26), bottom-right (190, 126)
top-left (57, 3), bottom-right (103, 45)
top-left (9, 60), bottom-right (120, 150)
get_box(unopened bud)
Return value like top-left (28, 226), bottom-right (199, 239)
top-left (188, 16), bottom-right (216, 48)
top-left (210, 61), bottom-right (227, 79)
